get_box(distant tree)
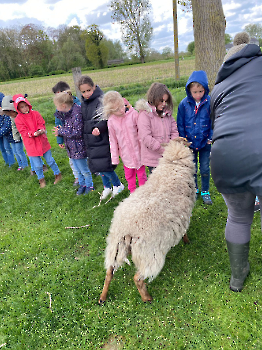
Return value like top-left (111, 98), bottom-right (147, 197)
top-left (187, 41), bottom-right (195, 55)
top-left (0, 28), bottom-right (24, 80)
top-left (19, 24), bottom-right (53, 74)
top-left (162, 47), bottom-right (173, 59)
top-left (82, 25), bottom-right (109, 68)
top-left (103, 39), bottom-right (127, 60)
top-left (225, 33), bottom-right (232, 44)
top-left (244, 23), bottom-right (262, 39)
top-left (110, 0), bottom-right (153, 63)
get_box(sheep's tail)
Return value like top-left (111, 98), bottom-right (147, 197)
top-left (104, 235), bottom-right (132, 271)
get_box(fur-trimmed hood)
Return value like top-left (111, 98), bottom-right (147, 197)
top-left (135, 98), bottom-right (172, 117)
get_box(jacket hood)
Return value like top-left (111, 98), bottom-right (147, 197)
top-left (0, 92), bottom-right (4, 107)
top-left (186, 70), bottom-right (209, 101)
top-left (13, 94), bottom-right (32, 113)
top-left (135, 99), bottom-right (153, 113)
top-left (82, 85), bottom-right (103, 104)
top-left (215, 44), bottom-right (262, 84)
top-left (135, 98), bottom-right (172, 117)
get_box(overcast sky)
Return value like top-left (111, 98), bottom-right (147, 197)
top-left (0, 0), bottom-right (261, 53)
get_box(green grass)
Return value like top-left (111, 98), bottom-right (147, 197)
top-left (1, 76), bottom-right (262, 349)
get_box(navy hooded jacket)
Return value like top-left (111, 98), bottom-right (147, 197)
top-left (176, 70), bottom-right (212, 150)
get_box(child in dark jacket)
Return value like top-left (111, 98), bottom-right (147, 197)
top-left (177, 70), bottom-right (213, 205)
top-left (53, 90), bottom-right (94, 196)
top-left (77, 75), bottom-right (124, 199)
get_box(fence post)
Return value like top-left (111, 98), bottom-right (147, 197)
top-left (72, 67), bottom-right (82, 101)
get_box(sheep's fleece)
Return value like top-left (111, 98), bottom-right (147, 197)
top-left (104, 138), bottom-right (196, 282)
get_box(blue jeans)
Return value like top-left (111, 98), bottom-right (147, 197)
top-left (29, 149), bottom-right (60, 180)
top-left (71, 158), bottom-right (93, 188)
top-left (0, 137), bottom-right (8, 164)
top-left (11, 141), bottom-right (28, 168)
top-left (192, 143), bottom-right (211, 193)
top-left (100, 171), bottom-right (121, 188)
top-left (222, 192), bottom-right (262, 244)
top-left (2, 136), bottom-right (15, 166)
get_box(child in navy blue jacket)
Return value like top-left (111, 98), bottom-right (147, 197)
top-left (177, 70), bottom-right (213, 205)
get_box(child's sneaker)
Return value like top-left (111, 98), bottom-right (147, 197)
top-left (113, 183), bottom-right (124, 197)
top-left (254, 196), bottom-right (260, 212)
top-left (201, 191), bottom-right (212, 205)
top-left (84, 186), bottom-right (95, 195)
top-left (76, 185), bottom-right (86, 195)
top-left (17, 166), bottom-right (22, 171)
top-left (101, 187), bottom-right (112, 200)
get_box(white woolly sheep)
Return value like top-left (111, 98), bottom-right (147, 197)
top-left (99, 138), bottom-right (196, 303)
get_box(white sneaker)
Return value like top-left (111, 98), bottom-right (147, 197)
top-left (113, 183), bottom-right (124, 196)
top-left (101, 187), bottom-right (112, 200)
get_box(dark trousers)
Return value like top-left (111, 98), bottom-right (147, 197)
top-left (192, 143), bottom-right (211, 193)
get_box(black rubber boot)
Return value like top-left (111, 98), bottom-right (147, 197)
top-left (226, 241), bottom-right (250, 292)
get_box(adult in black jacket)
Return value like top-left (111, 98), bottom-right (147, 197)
top-left (210, 32), bottom-right (262, 292)
top-left (77, 76), bottom-right (123, 199)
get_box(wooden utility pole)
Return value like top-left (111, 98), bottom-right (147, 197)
top-left (173, 0), bottom-right (180, 80)
top-left (72, 67), bottom-right (82, 101)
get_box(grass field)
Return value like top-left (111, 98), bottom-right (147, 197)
top-left (1, 59), bottom-right (262, 349)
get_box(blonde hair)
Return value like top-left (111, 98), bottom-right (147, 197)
top-left (53, 90), bottom-right (74, 106)
top-left (102, 91), bottom-right (124, 119)
top-left (147, 83), bottom-right (173, 113)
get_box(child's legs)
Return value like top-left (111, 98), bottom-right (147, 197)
top-left (0, 137), bottom-right (8, 164)
top-left (29, 156), bottom-right (44, 179)
top-left (43, 150), bottom-right (60, 175)
top-left (192, 149), bottom-right (199, 190)
top-left (3, 137), bottom-right (15, 166)
top-left (69, 158), bottom-right (78, 179)
top-left (100, 172), bottom-right (112, 188)
top-left (71, 159), bottom-right (85, 186)
top-left (199, 144), bottom-right (211, 193)
top-left (123, 165), bottom-right (136, 193)
top-left (13, 141), bottom-right (28, 168)
top-left (73, 158), bottom-right (93, 188)
top-left (102, 171), bottom-right (121, 188)
top-left (10, 142), bottom-right (21, 167)
top-left (136, 166), bottom-right (147, 186)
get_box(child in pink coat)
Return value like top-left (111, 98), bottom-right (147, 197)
top-left (102, 91), bottom-right (147, 193)
top-left (136, 83), bottom-right (179, 173)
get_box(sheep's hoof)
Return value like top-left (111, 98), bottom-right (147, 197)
top-left (143, 297), bottom-right (153, 303)
top-left (182, 234), bottom-right (190, 244)
top-left (98, 297), bottom-right (106, 305)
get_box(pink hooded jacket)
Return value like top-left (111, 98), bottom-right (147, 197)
top-left (13, 94), bottom-right (51, 157)
top-left (107, 105), bottom-right (143, 169)
top-left (136, 99), bottom-right (179, 167)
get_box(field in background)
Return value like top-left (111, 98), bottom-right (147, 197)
top-left (0, 59), bottom-right (195, 99)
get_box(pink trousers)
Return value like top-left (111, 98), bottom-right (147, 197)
top-left (123, 165), bottom-right (147, 193)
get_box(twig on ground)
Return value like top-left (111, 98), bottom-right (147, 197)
top-left (65, 225), bottom-right (90, 229)
top-left (46, 292), bottom-right (53, 312)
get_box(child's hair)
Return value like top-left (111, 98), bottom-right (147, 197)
top-left (52, 81), bottom-right (70, 94)
top-left (102, 91), bottom-right (124, 119)
top-left (147, 83), bottom-right (173, 113)
top-left (53, 90), bottom-right (74, 106)
top-left (77, 75), bottom-right (94, 89)
top-left (188, 82), bottom-right (204, 90)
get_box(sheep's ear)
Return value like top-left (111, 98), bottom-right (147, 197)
top-left (161, 143), bottom-right (169, 148)
top-left (174, 137), bottom-right (192, 147)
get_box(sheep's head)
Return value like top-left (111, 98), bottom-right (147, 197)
top-left (159, 138), bottom-right (194, 166)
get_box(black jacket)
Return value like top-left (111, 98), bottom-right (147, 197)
top-left (210, 44), bottom-right (262, 194)
top-left (81, 86), bottom-right (116, 173)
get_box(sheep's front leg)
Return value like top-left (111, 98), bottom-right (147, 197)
top-left (182, 233), bottom-right (190, 244)
top-left (134, 272), bottom-right (152, 302)
top-left (99, 266), bottom-right (114, 304)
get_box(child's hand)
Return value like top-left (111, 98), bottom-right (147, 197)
top-left (92, 128), bottom-right (100, 136)
top-left (52, 126), bottom-right (59, 137)
top-left (59, 144), bottom-right (65, 149)
top-left (207, 140), bottom-right (212, 145)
